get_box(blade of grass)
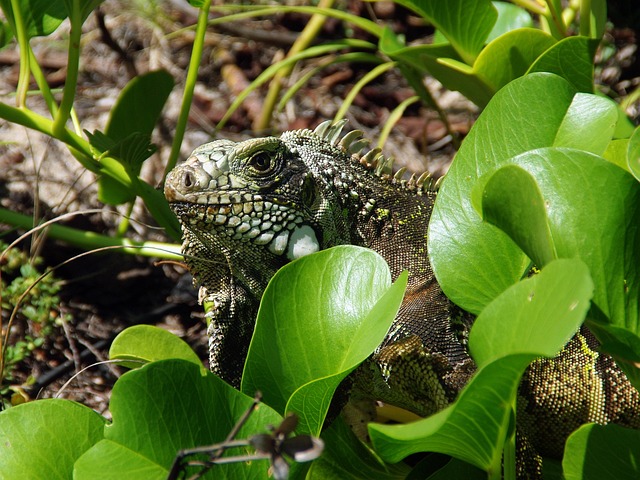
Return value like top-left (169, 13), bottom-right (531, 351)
top-left (255, 0), bottom-right (335, 131)
top-left (164, 0), bottom-right (212, 177)
top-left (277, 52), bottom-right (384, 111)
top-left (334, 61), bottom-right (396, 122)
top-left (377, 95), bottom-right (419, 149)
top-left (216, 40), bottom-right (376, 130)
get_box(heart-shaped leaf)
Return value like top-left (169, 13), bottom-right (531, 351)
top-left (393, 0), bottom-right (497, 64)
top-left (242, 246), bottom-right (406, 435)
top-left (75, 359), bottom-right (282, 479)
top-left (429, 73), bottom-right (577, 313)
top-left (0, 399), bottom-right (106, 479)
top-left (428, 73), bottom-right (621, 315)
top-left (476, 148), bottom-right (640, 331)
top-left (109, 324), bottom-right (204, 371)
top-left (370, 258), bottom-right (592, 474)
top-left (528, 36), bottom-right (599, 94)
top-left (563, 423), bottom-right (640, 479)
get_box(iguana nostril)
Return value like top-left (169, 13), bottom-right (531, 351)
top-left (183, 171), bottom-right (194, 188)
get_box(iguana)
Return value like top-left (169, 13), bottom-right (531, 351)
top-left (164, 120), bottom-right (640, 476)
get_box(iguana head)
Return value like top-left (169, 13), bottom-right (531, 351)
top-left (164, 122), bottom-right (363, 268)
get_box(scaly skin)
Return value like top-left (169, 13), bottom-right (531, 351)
top-left (164, 121), bottom-right (639, 476)
top-left (164, 121), bottom-right (472, 393)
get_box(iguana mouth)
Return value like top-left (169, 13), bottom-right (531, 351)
top-left (168, 195), bottom-right (306, 255)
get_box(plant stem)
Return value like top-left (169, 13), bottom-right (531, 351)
top-left (28, 54), bottom-right (59, 117)
top-left (0, 208), bottom-right (182, 260)
top-left (503, 417), bottom-right (517, 480)
top-left (255, 0), bottom-right (335, 131)
top-left (9, 0), bottom-right (31, 108)
top-left (165, 0), bottom-right (212, 179)
top-left (0, 101), bottom-right (181, 239)
top-left (53, 0), bottom-right (82, 136)
top-left (579, 0), bottom-right (592, 37)
top-left (510, 0), bottom-right (547, 15)
top-left (544, 0), bottom-right (568, 37)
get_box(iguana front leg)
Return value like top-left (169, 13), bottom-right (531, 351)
top-left (352, 336), bottom-right (473, 416)
top-left (201, 282), bottom-right (257, 386)
top-left (178, 227), bottom-right (259, 386)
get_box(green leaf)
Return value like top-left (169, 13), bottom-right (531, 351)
top-left (74, 439), bottom-right (167, 480)
top-left (553, 93), bottom-right (617, 155)
top-left (370, 258), bottom-right (593, 474)
top-left (474, 148), bottom-right (640, 387)
top-left (603, 138), bottom-right (630, 172)
top-left (381, 37), bottom-right (495, 107)
top-left (424, 457), bottom-right (486, 479)
top-left (74, 359), bottom-right (282, 479)
top-left (242, 246), bottom-right (406, 435)
top-left (105, 70), bottom-right (174, 142)
top-left (307, 417), bottom-right (410, 479)
top-left (88, 130), bottom-right (157, 170)
top-left (528, 36), bottom-right (599, 93)
top-left (88, 131), bottom-right (157, 205)
top-left (628, 126), bottom-right (640, 181)
top-left (0, 0), bottom-right (66, 38)
top-left (95, 70), bottom-right (173, 205)
top-left (394, 0), bottom-right (498, 64)
top-left (469, 259), bottom-right (593, 367)
top-left (563, 424), bottom-right (640, 479)
top-left (429, 73), bottom-right (576, 313)
top-left (109, 324), bottom-right (204, 371)
top-left (0, 399), bottom-right (106, 479)
top-left (476, 148), bottom-right (640, 330)
top-left (486, 1), bottom-right (533, 43)
top-left (474, 28), bottom-right (556, 94)
top-left (585, 0), bottom-right (607, 39)
top-left (472, 165), bottom-right (556, 276)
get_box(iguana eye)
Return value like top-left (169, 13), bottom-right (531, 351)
top-left (249, 151), bottom-right (273, 173)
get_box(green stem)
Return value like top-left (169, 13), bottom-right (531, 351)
top-left (620, 84), bottom-right (640, 112)
top-left (544, 0), bottom-right (568, 37)
top-left (0, 101), bottom-right (181, 239)
top-left (579, 0), bottom-right (592, 37)
top-left (10, 0), bottom-right (31, 108)
top-left (0, 101), bottom-right (103, 171)
top-left (116, 202), bottom-right (135, 237)
top-left (255, 0), bottom-right (335, 131)
top-left (0, 207), bottom-right (182, 260)
top-left (52, 0), bottom-right (82, 137)
top-left (509, 0), bottom-right (546, 15)
top-left (165, 0), bottom-right (212, 179)
top-left (28, 53), bottom-right (59, 117)
top-left (334, 61), bottom-right (396, 122)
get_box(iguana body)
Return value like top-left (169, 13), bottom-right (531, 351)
top-left (164, 121), bottom-right (640, 475)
